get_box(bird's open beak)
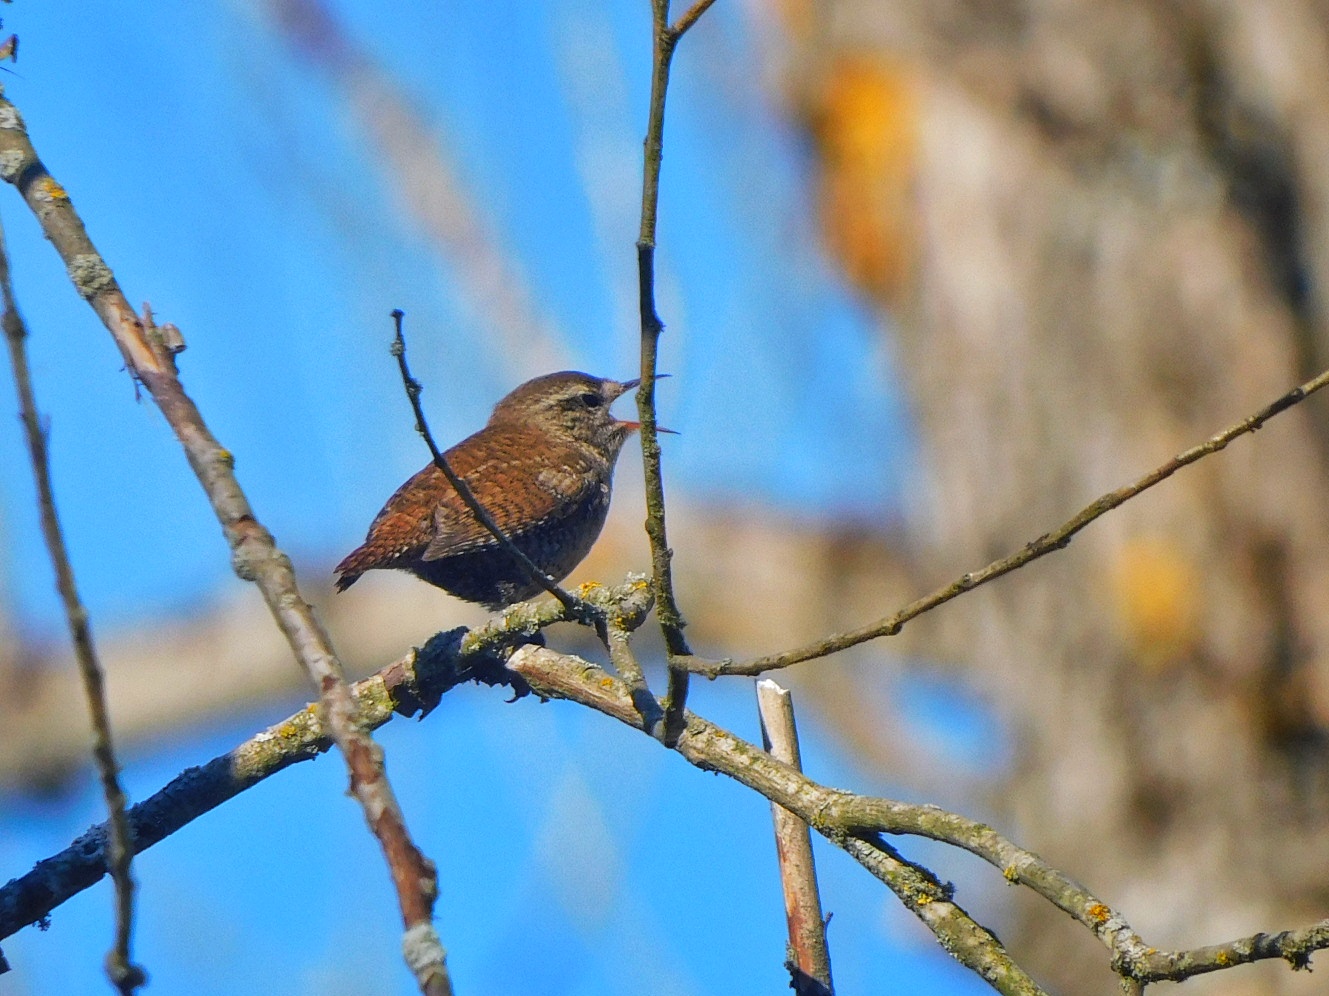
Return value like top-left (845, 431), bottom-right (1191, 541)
top-left (615, 372), bottom-right (672, 395)
top-left (616, 375), bottom-right (676, 434)
top-left (618, 421), bottom-right (678, 434)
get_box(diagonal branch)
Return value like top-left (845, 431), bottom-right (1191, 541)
top-left (0, 217), bottom-right (145, 993)
top-left (844, 835), bottom-right (1046, 996)
top-left (0, 88), bottom-right (449, 996)
top-left (702, 364), bottom-right (1329, 676)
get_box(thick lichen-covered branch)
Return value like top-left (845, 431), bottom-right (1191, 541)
top-left (0, 580), bottom-right (652, 943)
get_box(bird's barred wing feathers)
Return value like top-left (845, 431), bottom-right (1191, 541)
top-left (419, 432), bottom-right (600, 562)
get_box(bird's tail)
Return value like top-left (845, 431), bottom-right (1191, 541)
top-left (333, 546), bottom-right (371, 592)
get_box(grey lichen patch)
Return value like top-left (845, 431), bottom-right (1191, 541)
top-left (0, 103), bottom-right (25, 132)
top-left (0, 148), bottom-right (27, 182)
top-left (66, 254), bottom-right (116, 300)
top-left (352, 676), bottom-right (396, 725)
top-left (402, 922), bottom-right (447, 977)
top-left (230, 547), bottom-right (259, 582)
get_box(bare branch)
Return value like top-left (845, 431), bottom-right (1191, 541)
top-left (0, 216), bottom-right (145, 992)
top-left (705, 364), bottom-right (1329, 676)
top-left (844, 836), bottom-right (1047, 996)
top-left (0, 89), bottom-right (449, 995)
top-left (668, 0), bottom-right (719, 40)
top-left (1122, 921), bottom-right (1329, 984)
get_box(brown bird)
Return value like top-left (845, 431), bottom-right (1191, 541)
top-left (335, 371), bottom-right (642, 609)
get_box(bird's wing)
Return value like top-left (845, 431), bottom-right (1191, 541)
top-left (335, 461), bottom-right (454, 576)
top-left (418, 428), bottom-right (601, 562)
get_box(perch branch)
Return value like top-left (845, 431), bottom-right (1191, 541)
top-left (0, 580), bottom-right (652, 943)
top-left (4, 591), bottom-right (1323, 991)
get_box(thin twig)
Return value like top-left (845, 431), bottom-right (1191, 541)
top-left (636, 0), bottom-right (718, 741)
top-left (390, 309), bottom-right (591, 618)
top-left (0, 89), bottom-right (450, 996)
top-left (668, 0), bottom-right (719, 39)
top-left (756, 680), bottom-right (834, 995)
top-left (0, 215), bottom-right (145, 992)
top-left (701, 364), bottom-right (1329, 676)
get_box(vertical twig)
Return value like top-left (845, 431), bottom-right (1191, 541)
top-left (0, 213), bottom-right (146, 993)
top-left (635, 0), bottom-right (717, 740)
top-left (756, 680), bottom-right (834, 995)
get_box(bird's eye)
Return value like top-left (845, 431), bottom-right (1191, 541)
top-left (579, 392), bottom-right (604, 409)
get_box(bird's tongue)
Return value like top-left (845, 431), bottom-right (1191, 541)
top-left (619, 421), bottom-right (678, 434)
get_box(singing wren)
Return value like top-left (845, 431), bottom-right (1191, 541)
top-left (335, 371), bottom-right (642, 609)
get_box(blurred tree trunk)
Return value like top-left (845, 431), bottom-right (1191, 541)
top-left (775, 1), bottom-right (1329, 992)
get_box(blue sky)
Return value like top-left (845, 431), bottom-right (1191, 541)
top-left (0, 2), bottom-right (999, 993)
top-left (0, 0), bottom-right (914, 633)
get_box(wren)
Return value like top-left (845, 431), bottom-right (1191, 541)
top-left (335, 371), bottom-right (642, 609)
